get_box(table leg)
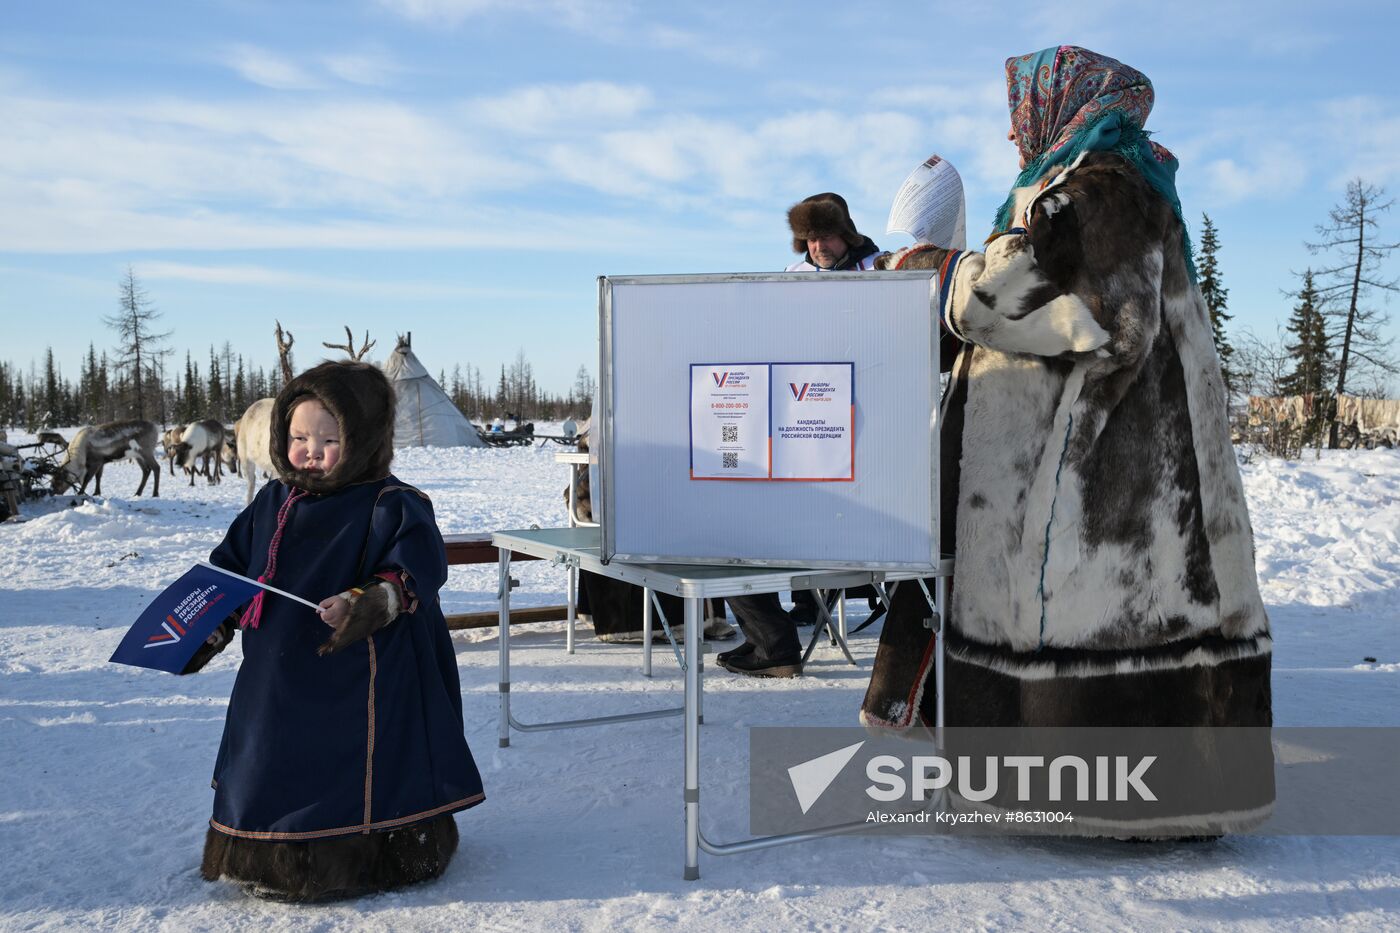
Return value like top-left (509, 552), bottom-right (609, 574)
top-left (642, 586), bottom-right (653, 677)
top-left (684, 595), bottom-right (701, 880)
top-left (935, 575), bottom-right (948, 732)
top-left (837, 591), bottom-right (847, 643)
top-left (498, 549), bottom-right (512, 748)
top-left (697, 602), bottom-right (704, 726)
top-left (566, 564), bottom-right (577, 655)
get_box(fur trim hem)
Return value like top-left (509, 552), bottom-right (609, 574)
top-left (201, 812), bottom-right (460, 902)
top-left (209, 792), bottom-right (483, 841)
top-left (944, 640), bottom-right (1272, 728)
top-left (948, 632), bottom-right (1273, 682)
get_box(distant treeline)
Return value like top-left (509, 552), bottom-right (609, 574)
top-left (0, 345), bottom-right (595, 431)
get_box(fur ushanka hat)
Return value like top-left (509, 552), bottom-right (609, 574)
top-left (270, 360), bottom-right (395, 494)
top-left (787, 192), bottom-right (864, 253)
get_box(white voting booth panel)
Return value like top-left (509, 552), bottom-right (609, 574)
top-left (598, 272), bottom-right (939, 570)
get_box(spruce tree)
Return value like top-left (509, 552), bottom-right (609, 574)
top-left (233, 357), bottom-right (248, 416)
top-left (42, 348), bottom-right (60, 428)
top-left (0, 362), bottom-right (11, 427)
top-left (181, 352), bottom-right (204, 424)
top-left (80, 344), bottom-right (102, 423)
top-left (207, 348), bottom-right (224, 421)
top-left (1279, 270), bottom-right (1333, 444)
top-left (99, 353), bottom-right (113, 421)
top-left (1197, 214), bottom-right (1235, 401)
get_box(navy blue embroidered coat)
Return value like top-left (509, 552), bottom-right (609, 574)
top-left (207, 476), bottom-right (483, 841)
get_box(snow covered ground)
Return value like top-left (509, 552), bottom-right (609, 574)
top-left (1, 428), bottom-right (1397, 931)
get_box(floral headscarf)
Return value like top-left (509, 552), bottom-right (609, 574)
top-left (994, 46), bottom-right (1195, 279)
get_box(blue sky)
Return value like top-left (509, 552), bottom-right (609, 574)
top-left (4, 0), bottom-right (1399, 395)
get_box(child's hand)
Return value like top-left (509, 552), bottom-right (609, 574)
top-left (316, 583), bottom-right (401, 656)
top-left (318, 595), bottom-right (351, 630)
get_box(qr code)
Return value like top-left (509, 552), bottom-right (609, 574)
top-left (722, 452), bottom-right (738, 469)
top-left (722, 425), bottom-right (738, 442)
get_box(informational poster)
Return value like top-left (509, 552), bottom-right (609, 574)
top-left (771, 363), bottom-right (854, 481)
top-left (689, 362), bottom-right (854, 482)
top-left (689, 363), bottom-right (771, 479)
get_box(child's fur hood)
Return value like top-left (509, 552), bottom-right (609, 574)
top-left (270, 361), bottom-right (395, 494)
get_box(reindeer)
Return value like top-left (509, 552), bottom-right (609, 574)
top-left (172, 420), bottom-right (226, 486)
top-left (234, 398), bottom-right (277, 505)
top-left (162, 425), bottom-right (186, 477)
top-left (221, 432), bottom-right (239, 476)
top-left (52, 420), bottom-right (160, 497)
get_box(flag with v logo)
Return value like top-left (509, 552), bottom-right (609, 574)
top-left (109, 563), bottom-right (265, 673)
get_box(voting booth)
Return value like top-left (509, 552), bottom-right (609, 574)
top-left (597, 272), bottom-right (940, 570)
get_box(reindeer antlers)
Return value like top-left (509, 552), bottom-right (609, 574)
top-left (274, 320), bottom-right (295, 383)
top-left (322, 326), bottom-right (376, 362)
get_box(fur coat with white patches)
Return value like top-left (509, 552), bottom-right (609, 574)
top-left (862, 152), bottom-right (1271, 740)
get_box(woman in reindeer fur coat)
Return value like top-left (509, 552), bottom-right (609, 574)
top-left (863, 47), bottom-right (1272, 827)
top-left (183, 361), bottom-right (483, 900)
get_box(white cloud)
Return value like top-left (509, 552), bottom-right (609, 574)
top-left (1319, 96), bottom-right (1400, 191)
top-left (372, 0), bottom-right (504, 26)
top-left (1200, 155), bottom-right (1308, 205)
top-left (320, 51), bottom-right (399, 87)
top-left (221, 44), bottom-right (322, 90)
top-left (0, 73), bottom-right (999, 256)
top-left (465, 82), bottom-right (655, 134)
top-left (644, 24), bottom-right (764, 69)
top-left (374, 0), bottom-right (763, 68)
top-left (373, 0), bottom-right (619, 29)
top-left (1170, 93), bottom-right (1400, 208)
top-left (33, 56), bottom-right (1377, 262)
top-left (870, 80), bottom-right (1005, 113)
top-left (221, 44), bottom-right (404, 91)
top-left (136, 261), bottom-right (568, 300)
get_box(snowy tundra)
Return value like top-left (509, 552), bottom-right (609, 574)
top-left (0, 427), bottom-right (1397, 931)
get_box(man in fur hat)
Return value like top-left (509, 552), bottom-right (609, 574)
top-left (785, 192), bottom-right (881, 271)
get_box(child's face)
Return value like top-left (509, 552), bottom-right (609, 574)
top-left (288, 399), bottom-right (341, 474)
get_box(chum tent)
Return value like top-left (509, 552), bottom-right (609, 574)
top-left (382, 334), bottom-right (487, 448)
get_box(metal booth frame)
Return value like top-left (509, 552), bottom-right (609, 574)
top-left (493, 525), bottom-right (952, 880)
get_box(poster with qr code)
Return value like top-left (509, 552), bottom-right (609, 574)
top-left (690, 363), bottom-right (771, 479)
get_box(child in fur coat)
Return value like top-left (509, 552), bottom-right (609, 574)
top-left (182, 360), bottom-right (484, 901)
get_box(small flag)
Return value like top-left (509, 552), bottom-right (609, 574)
top-left (108, 562), bottom-right (312, 674)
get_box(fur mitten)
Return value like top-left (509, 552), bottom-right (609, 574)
top-left (180, 617), bottom-right (237, 674)
top-left (318, 580), bottom-right (401, 656)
